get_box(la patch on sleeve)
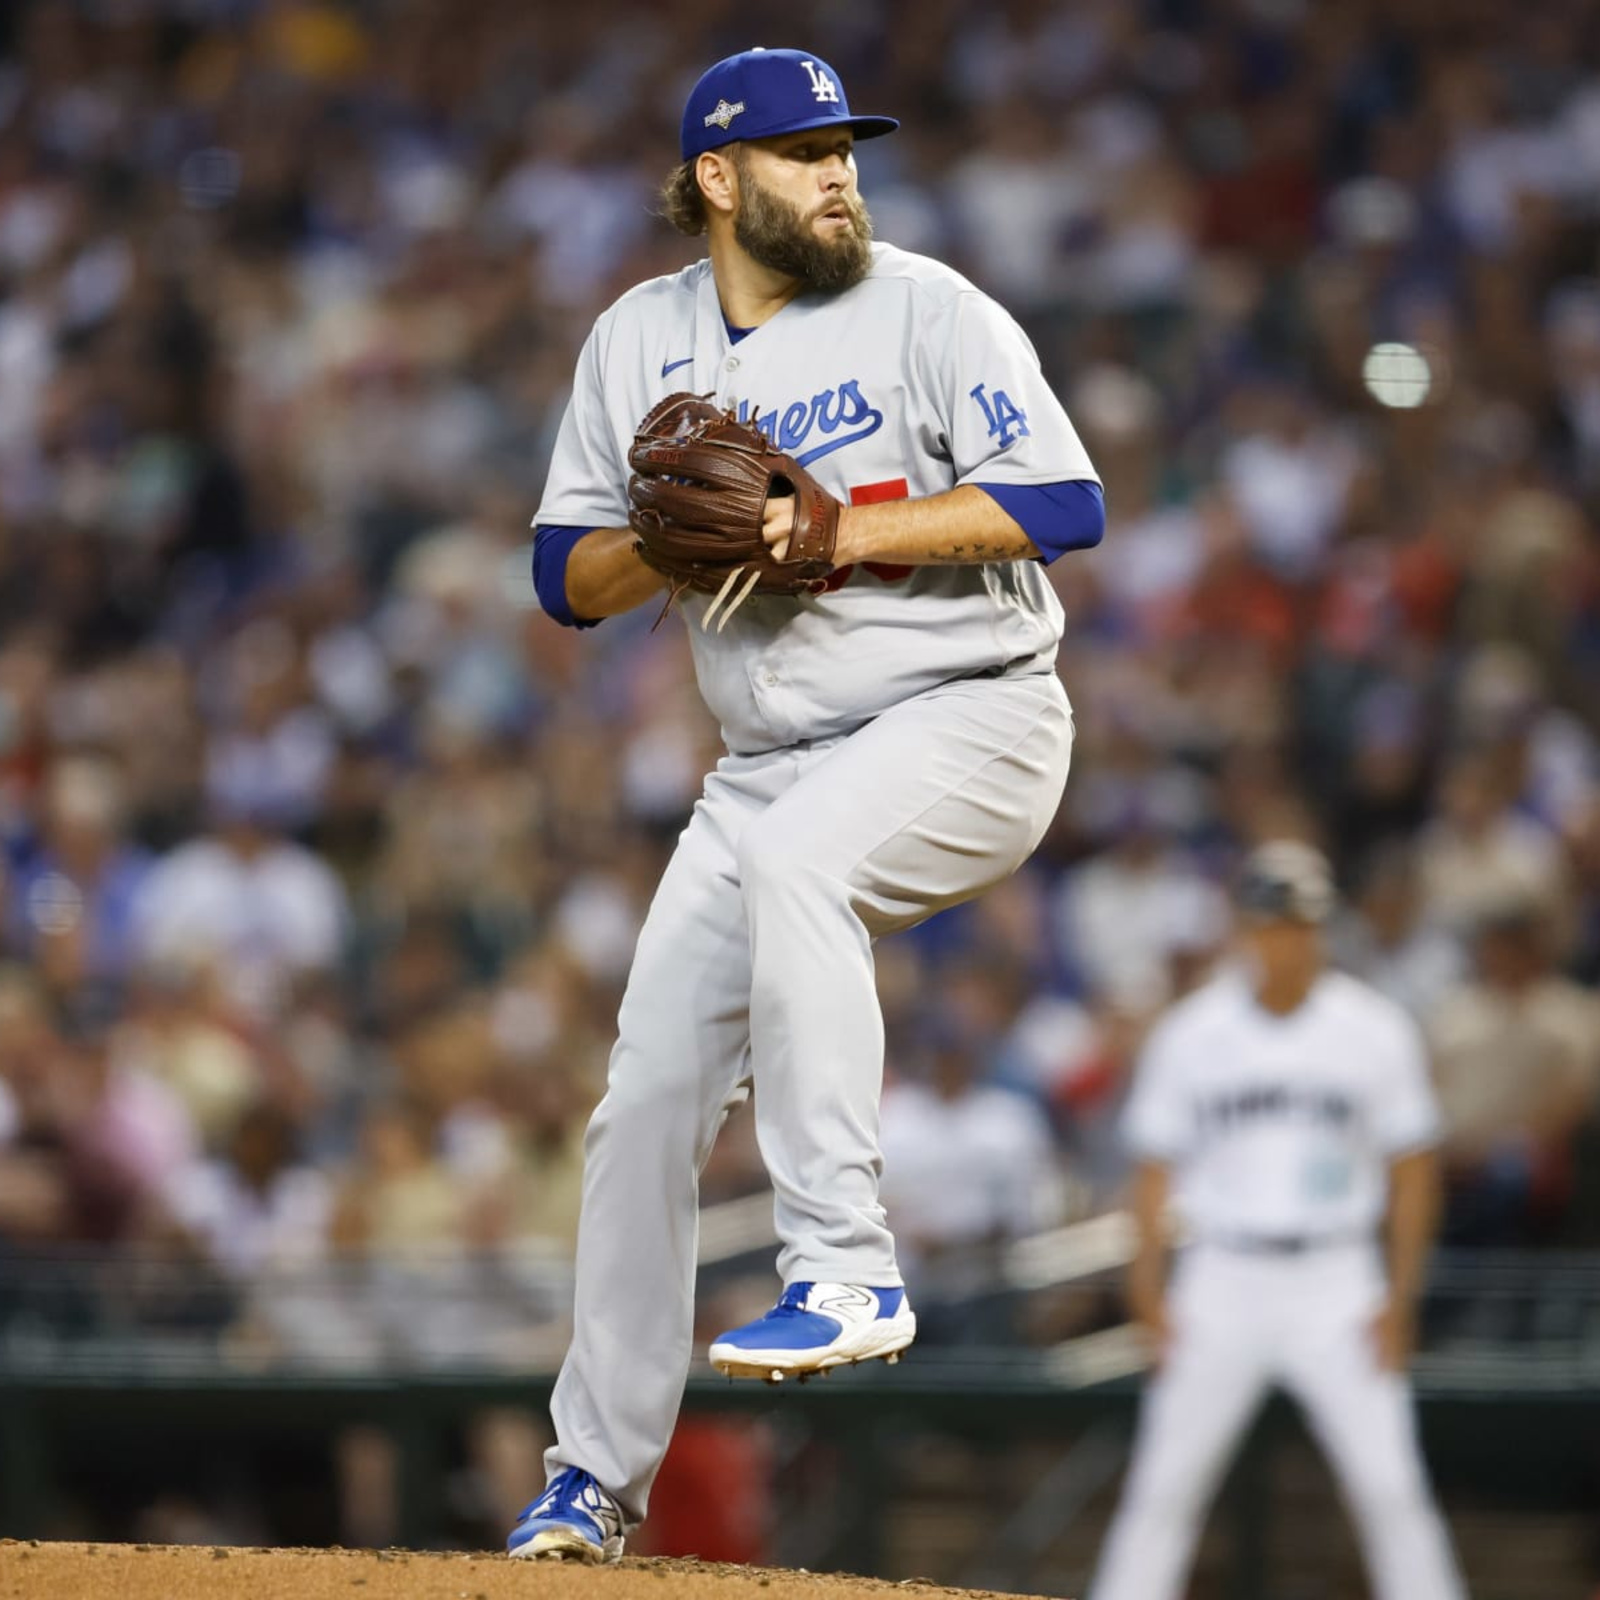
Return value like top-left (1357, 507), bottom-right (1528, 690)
top-left (970, 383), bottom-right (1031, 448)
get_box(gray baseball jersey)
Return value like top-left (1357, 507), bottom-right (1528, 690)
top-left (538, 241), bottom-right (1097, 753)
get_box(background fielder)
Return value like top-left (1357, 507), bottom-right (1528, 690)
top-left (1088, 841), bottom-right (1467, 1600)
top-left (509, 46), bottom-right (1104, 1561)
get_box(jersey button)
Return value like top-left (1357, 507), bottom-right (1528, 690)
top-left (726, 357), bottom-right (740, 371)
top-left (761, 671), bottom-right (778, 687)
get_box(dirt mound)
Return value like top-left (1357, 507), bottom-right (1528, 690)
top-left (0, 1542), bottom-right (1060, 1600)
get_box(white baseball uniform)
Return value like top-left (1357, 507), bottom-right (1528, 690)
top-left (538, 242), bottom-right (1097, 1524)
top-left (1089, 967), bottom-right (1466, 1600)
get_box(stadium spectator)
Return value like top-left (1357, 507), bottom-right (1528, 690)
top-left (131, 766), bottom-right (349, 1020)
top-left (7, 754), bottom-right (151, 991)
top-left (164, 1099), bottom-right (333, 1280)
top-left (1428, 900), bottom-right (1600, 1244)
top-left (1056, 807), bottom-right (1226, 1008)
top-left (1416, 750), bottom-right (1568, 936)
top-left (115, 958), bottom-right (265, 1152)
top-left (1332, 841), bottom-right (1467, 1020)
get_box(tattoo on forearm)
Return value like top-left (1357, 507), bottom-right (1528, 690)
top-left (931, 535), bottom-right (1032, 564)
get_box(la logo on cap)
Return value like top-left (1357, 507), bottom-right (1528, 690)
top-left (799, 59), bottom-right (840, 103)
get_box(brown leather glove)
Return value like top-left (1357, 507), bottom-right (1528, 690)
top-left (627, 392), bottom-right (841, 629)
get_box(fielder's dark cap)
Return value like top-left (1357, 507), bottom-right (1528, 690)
top-left (1235, 841), bottom-right (1336, 925)
top-left (681, 48), bottom-right (899, 162)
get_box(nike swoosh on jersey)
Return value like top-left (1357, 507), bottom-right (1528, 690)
top-left (660, 356), bottom-right (694, 378)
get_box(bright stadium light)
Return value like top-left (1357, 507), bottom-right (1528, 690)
top-left (1362, 341), bottom-right (1433, 408)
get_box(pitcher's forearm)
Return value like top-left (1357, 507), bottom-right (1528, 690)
top-left (833, 485), bottom-right (1040, 567)
top-left (566, 528), bottom-right (666, 619)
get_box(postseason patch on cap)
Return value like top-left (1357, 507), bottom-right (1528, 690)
top-left (1235, 841), bottom-right (1336, 923)
top-left (704, 98), bottom-right (745, 131)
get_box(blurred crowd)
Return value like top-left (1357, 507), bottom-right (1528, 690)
top-left (1, 0), bottom-right (1600, 1374)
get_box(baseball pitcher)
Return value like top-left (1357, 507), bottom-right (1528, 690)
top-left (508, 46), bottom-right (1104, 1562)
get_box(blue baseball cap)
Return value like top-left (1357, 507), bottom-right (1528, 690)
top-left (681, 47), bottom-right (898, 162)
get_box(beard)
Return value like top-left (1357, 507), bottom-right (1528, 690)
top-left (732, 155), bottom-right (874, 294)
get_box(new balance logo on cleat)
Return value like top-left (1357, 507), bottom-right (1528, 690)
top-left (709, 1281), bottom-right (916, 1380)
top-left (809, 1285), bottom-right (875, 1316)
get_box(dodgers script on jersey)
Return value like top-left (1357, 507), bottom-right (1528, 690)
top-left (537, 242), bottom-right (1097, 753)
top-left (1124, 968), bottom-right (1441, 1240)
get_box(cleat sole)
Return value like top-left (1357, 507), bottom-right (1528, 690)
top-left (710, 1322), bottom-right (915, 1382)
top-left (509, 1530), bottom-right (621, 1565)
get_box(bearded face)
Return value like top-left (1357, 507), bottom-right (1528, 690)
top-left (731, 146), bottom-right (874, 294)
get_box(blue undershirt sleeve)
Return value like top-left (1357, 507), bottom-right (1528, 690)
top-left (973, 479), bottom-right (1105, 565)
top-left (533, 525), bottom-right (601, 629)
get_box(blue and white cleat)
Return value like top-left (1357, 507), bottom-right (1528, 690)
top-left (709, 1282), bottom-right (916, 1381)
top-left (507, 1467), bottom-right (624, 1562)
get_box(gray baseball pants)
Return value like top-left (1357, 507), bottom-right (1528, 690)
top-left (544, 668), bottom-right (1073, 1526)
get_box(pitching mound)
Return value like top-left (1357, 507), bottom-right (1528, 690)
top-left (0, 1542), bottom-right (1057, 1600)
